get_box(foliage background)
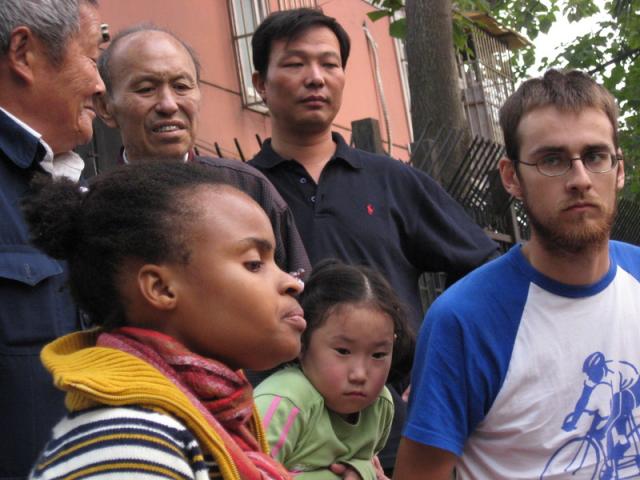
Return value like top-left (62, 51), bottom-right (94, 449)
top-left (368, 0), bottom-right (640, 198)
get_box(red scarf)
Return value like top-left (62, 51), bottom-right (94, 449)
top-left (98, 326), bottom-right (290, 480)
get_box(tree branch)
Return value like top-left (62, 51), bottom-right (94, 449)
top-left (588, 47), bottom-right (640, 75)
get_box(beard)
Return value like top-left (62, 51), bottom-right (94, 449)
top-left (523, 194), bottom-right (617, 256)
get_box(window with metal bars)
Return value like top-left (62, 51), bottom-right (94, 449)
top-left (230, 0), bottom-right (269, 111)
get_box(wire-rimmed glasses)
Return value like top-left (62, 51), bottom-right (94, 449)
top-left (519, 151), bottom-right (621, 177)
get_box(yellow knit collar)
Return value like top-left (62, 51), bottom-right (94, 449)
top-left (41, 330), bottom-right (269, 480)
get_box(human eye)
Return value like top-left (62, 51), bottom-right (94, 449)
top-left (583, 150), bottom-right (611, 169)
top-left (536, 152), bottom-right (568, 175)
top-left (539, 153), bottom-right (564, 168)
top-left (134, 84), bottom-right (154, 94)
top-left (244, 260), bottom-right (263, 272)
top-left (174, 81), bottom-right (193, 92)
top-left (334, 347), bottom-right (350, 355)
top-left (372, 351), bottom-right (390, 360)
top-left (282, 58), bottom-right (304, 68)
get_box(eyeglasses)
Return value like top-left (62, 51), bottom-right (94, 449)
top-left (519, 151), bottom-right (621, 177)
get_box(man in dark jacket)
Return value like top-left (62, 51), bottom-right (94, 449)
top-left (94, 25), bottom-right (309, 275)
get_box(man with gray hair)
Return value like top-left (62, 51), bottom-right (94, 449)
top-left (0, 1), bottom-right (105, 477)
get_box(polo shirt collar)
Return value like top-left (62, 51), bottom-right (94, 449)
top-left (253, 132), bottom-right (363, 170)
top-left (0, 107), bottom-right (44, 170)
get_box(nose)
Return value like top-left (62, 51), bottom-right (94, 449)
top-left (94, 68), bottom-right (106, 95)
top-left (155, 86), bottom-right (179, 115)
top-left (348, 358), bottom-right (367, 384)
top-left (566, 158), bottom-right (593, 193)
top-left (305, 62), bottom-right (325, 88)
top-left (282, 268), bottom-right (304, 296)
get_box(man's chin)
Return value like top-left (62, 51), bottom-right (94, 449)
top-left (294, 117), bottom-right (334, 135)
top-left (532, 216), bottom-right (613, 255)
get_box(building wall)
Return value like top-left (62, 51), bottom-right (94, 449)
top-left (97, 0), bottom-right (412, 161)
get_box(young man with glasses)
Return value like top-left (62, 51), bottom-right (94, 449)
top-left (394, 69), bottom-right (640, 480)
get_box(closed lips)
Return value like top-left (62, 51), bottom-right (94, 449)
top-left (283, 308), bottom-right (306, 331)
top-left (302, 96), bottom-right (327, 103)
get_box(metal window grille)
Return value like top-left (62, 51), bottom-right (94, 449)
top-left (230, 0), bottom-right (269, 111)
top-left (459, 24), bottom-right (515, 144)
top-left (277, 0), bottom-right (317, 8)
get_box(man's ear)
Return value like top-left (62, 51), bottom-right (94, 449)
top-left (252, 71), bottom-right (266, 102)
top-left (616, 148), bottom-right (625, 191)
top-left (498, 156), bottom-right (523, 200)
top-left (93, 92), bottom-right (119, 128)
top-left (7, 26), bottom-right (37, 84)
top-left (137, 264), bottom-right (178, 311)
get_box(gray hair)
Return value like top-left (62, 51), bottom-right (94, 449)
top-left (98, 24), bottom-right (201, 96)
top-left (0, 0), bottom-right (98, 66)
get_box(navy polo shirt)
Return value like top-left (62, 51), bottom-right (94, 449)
top-left (0, 109), bottom-right (78, 478)
top-left (250, 132), bottom-right (499, 328)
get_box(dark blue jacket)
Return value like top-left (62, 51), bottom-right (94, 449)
top-left (0, 109), bottom-right (78, 479)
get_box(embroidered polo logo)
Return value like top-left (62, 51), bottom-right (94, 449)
top-left (367, 204), bottom-right (375, 215)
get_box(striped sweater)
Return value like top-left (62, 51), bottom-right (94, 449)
top-left (30, 406), bottom-right (220, 479)
top-left (28, 330), bottom-right (272, 480)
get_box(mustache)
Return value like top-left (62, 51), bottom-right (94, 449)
top-left (559, 195), bottom-right (606, 211)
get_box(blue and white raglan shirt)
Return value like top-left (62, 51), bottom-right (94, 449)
top-left (404, 241), bottom-right (640, 479)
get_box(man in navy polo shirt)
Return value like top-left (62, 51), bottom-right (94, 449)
top-left (248, 8), bottom-right (498, 475)
top-left (0, 1), bottom-right (105, 477)
top-left (249, 8), bottom-right (497, 331)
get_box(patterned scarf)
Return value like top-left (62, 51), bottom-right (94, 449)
top-left (98, 326), bottom-right (290, 480)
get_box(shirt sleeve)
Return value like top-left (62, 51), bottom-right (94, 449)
top-left (403, 289), bottom-right (510, 456)
top-left (403, 300), bottom-right (475, 455)
top-left (271, 199), bottom-right (312, 277)
top-left (400, 164), bottom-right (499, 278)
top-left (254, 393), bottom-right (305, 467)
top-left (375, 390), bottom-right (395, 454)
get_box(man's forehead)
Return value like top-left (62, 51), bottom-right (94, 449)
top-left (275, 26), bottom-right (341, 54)
top-left (113, 30), bottom-right (194, 69)
top-left (517, 106), bottom-right (615, 151)
top-left (78, 4), bottom-right (103, 49)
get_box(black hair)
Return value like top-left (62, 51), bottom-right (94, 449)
top-left (251, 7), bottom-right (351, 78)
top-left (299, 259), bottom-right (415, 385)
top-left (22, 161), bottom-right (232, 329)
top-left (97, 23), bottom-right (201, 96)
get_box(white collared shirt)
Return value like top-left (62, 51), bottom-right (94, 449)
top-left (0, 107), bottom-right (84, 182)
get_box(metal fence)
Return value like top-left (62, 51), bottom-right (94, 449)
top-left (612, 198), bottom-right (640, 244)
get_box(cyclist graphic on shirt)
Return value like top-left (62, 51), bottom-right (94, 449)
top-left (548, 352), bottom-right (640, 479)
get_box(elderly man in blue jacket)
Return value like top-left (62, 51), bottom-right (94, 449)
top-left (0, 1), bottom-right (106, 477)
